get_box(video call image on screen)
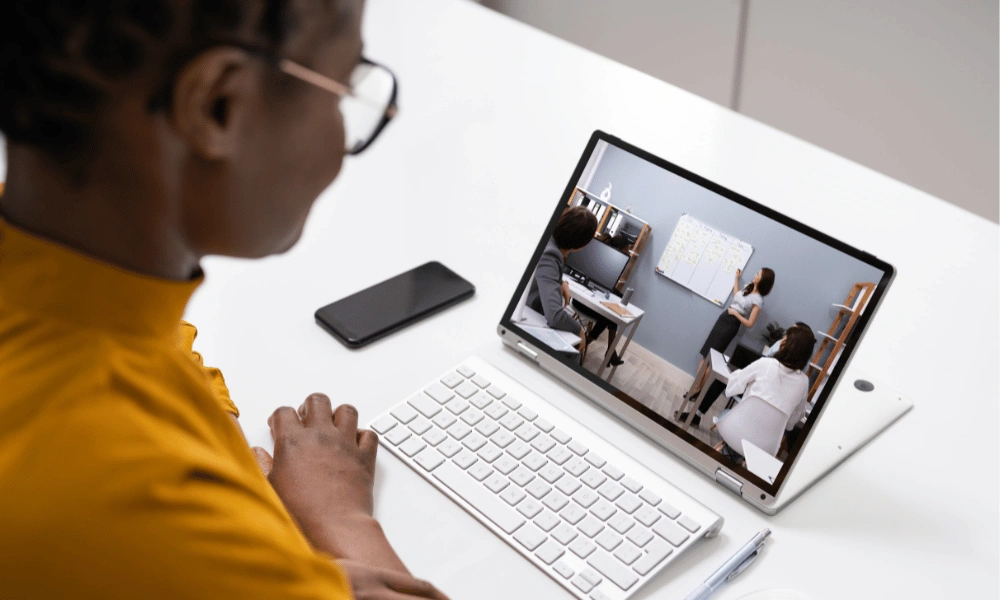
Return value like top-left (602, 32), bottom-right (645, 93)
top-left (511, 140), bottom-right (886, 485)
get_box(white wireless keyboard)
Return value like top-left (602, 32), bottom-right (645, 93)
top-left (370, 356), bottom-right (723, 600)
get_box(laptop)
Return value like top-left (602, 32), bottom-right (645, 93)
top-left (369, 131), bottom-right (895, 600)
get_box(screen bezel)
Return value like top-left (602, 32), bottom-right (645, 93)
top-left (499, 131), bottom-right (894, 498)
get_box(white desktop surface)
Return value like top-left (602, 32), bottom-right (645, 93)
top-left (182, 0), bottom-right (999, 597)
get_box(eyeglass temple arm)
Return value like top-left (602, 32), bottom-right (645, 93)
top-left (279, 59), bottom-right (352, 97)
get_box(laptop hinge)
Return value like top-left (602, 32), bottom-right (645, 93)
top-left (715, 469), bottom-right (744, 496)
top-left (515, 342), bottom-right (539, 362)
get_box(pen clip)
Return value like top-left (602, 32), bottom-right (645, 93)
top-left (726, 550), bottom-right (759, 582)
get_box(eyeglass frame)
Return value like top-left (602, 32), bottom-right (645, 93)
top-left (148, 41), bottom-right (398, 156)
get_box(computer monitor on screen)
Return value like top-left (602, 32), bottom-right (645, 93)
top-left (565, 240), bottom-right (630, 294)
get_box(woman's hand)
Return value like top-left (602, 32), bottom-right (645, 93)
top-left (727, 307), bottom-right (739, 317)
top-left (735, 268), bottom-right (742, 280)
top-left (560, 281), bottom-right (572, 306)
top-left (340, 560), bottom-right (450, 600)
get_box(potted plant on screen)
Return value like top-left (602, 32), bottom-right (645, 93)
top-left (761, 321), bottom-right (785, 356)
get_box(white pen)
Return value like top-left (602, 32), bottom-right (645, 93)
top-left (684, 529), bottom-right (771, 600)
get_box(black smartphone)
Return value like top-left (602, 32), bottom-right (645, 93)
top-left (315, 261), bottom-right (475, 348)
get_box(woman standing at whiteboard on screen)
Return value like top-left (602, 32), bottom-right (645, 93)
top-left (683, 267), bottom-right (776, 404)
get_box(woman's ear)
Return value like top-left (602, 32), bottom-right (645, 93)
top-left (168, 47), bottom-right (256, 160)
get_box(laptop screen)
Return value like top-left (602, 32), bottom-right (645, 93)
top-left (502, 131), bottom-right (893, 496)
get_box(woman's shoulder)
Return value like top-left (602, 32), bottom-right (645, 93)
top-left (749, 292), bottom-right (763, 305)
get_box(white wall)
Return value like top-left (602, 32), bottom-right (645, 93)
top-left (480, 0), bottom-right (999, 223)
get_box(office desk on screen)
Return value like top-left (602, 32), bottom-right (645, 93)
top-left (564, 278), bottom-right (644, 381)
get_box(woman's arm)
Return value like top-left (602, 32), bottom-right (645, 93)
top-left (725, 358), bottom-right (761, 398)
top-left (732, 268), bottom-right (742, 296)
top-left (727, 304), bottom-right (760, 328)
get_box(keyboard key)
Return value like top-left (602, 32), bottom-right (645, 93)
top-left (413, 448), bottom-right (445, 471)
top-left (525, 479), bottom-right (552, 500)
top-left (436, 439), bottom-right (463, 458)
top-left (534, 511), bottom-right (561, 532)
top-left (432, 412), bottom-right (457, 429)
top-left (626, 526), bottom-right (653, 548)
top-left (477, 443), bottom-right (503, 463)
top-left (555, 477), bottom-right (582, 496)
top-left (631, 539), bottom-right (672, 576)
top-left (469, 393), bottom-right (493, 410)
top-left (484, 473), bottom-right (508, 493)
top-left (569, 537), bottom-right (596, 559)
top-left (501, 396), bottom-right (521, 410)
top-left (530, 435), bottom-right (556, 454)
top-left (422, 428), bottom-right (447, 447)
top-left (634, 505), bottom-right (661, 527)
top-left (620, 477), bottom-right (642, 494)
top-left (468, 462), bottom-right (493, 482)
top-left (560, 504), bottom-right (587, 525)
top-left (486, 385), bottom-right (507, 399)
top-left (491, 430), bottom-right (516, 448)
top-left (652, 519), bottom-right (690, 547)
top-left (493, 455), bottom-right (519, 475)
top-left (585, 453), bottom-right (607, 468)
top-left (391, 405), bottom-right (418, 423)
top-left (384, 427), bottom-right (411, 446)
top-left (542, 492), bottom-right (569, 512)
top-left (484, 403), bottom-right (508, 420)
top-left (432, 462), bottom-right (524, 534)
top-left (454, 380), bottom-right (479, 399)
top-left (456, 365), bottom-right (475, 378)
top-left (638, 489), bottom-right (661, 506)
top-left (538, 464), bottom-right (564, 484)
top-left (445, 398), bottom-right (469, 415)
top-left (564, 457), bottom-right (590, 477)
top-left (515, 424), bottom-right (540, 442)
top-left (550, 428), bottom-right (571, 444)
top-left (461, 409), bottom-right (484, 426)
top-left (573, 489), bottom-right (599, 508)
top-left (453, 450), bottom-right (478, 470)
top-left (613, 542), bottom-right (642, 566)
top-left (607, 513), bottom-right (635, 535)
top-left (522, 452), bottom-right (548, 472)
top-left (513, 523), bottom-right (546, 551)
top-left (581, 470), bottom-right (608, 489)
top-left (408, 417), bottom-right (432, 435)
top-left (615, 493), bottom-right (642, 514)
top-left (517, 406), bottom-right (538, 421)
top-left (587, 550), bottom-right (639, 591)
top-left (590, 590), bottom-right (613, 600)
top-left (552, 523), bottom-right (580, 546)
top-left (577, 516), bottom-right (604, 538)
top-left (399, 438), bottom-right (426, 457)
top-left (471, 374), bottom-right (491, 388)
top-left (448, 423), bottom-right (471, 440)
top-left (509, 466), bottom-right (535, 487)
top-left (500, 485), bottom-right (526, 506)
top-left (658, 501), bottom-right (681, 519)
top-left (571, 575), bottom-right (594, 594)
top-left (678, 515), bottom-right (701, 533)
top-left (440, 371), bottom-right (464, 389)
top-left (425, 383), bottom-right (454, 404)
top-left (463, 432), bottom-right (487, 452)
top-left (516, 499), bottom-right (543, 519)
top-left (602, 464), bottom-right (624, 481)
top-left (580, 568), bottom-right (603, 587)
top-left (553, 561), bottom-right (574, 579)
top-left (506, 441), bottom-right (531, 460)
top-left (590, 500), bottom-right (617, 522)
top-left (551, 523), bottom-right (578, 545)
top-left (475, 419), bottom-right (500, 437)
top-left (499, 413), bottom-right (524, 431)
top-left (598, 482), bottom-right (624, 501)
top-left (371, 415), bottom-right (397, 434)
top-left (595, 530), bottom-right (623, 552)
top-left (547, 446), bottom-right (573, 465)
top-left (534, 540), bottom-right (565, 565)
top-left (533, 417), bottom-right (554, 433)
top-left (568, 440), bottom-right (588, 455)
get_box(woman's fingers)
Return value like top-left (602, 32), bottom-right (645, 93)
top-left (333, 403), bottom-right (360, 439)
top-left (251, 446), bottom-right (274, 476)
top-left (381, 569), bottom-right (450, 600)
top-left (299, 393), bottom-right (334, 428)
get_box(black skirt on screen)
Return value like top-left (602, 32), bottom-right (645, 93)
top-left (699, 312), bottom-right (741, 357)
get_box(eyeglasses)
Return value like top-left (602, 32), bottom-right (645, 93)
top-left (149, 43), bottom-right (398, 156)
top-left (278, 56), bottom-right (398, 155)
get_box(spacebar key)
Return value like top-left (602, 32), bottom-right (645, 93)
top-left (588, 551), bottom-right (639, 591)
top-left (433, 462), bottom-right (526, 534)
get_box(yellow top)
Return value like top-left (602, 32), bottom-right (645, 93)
top-left (0, 216), bottom-right (352, 599)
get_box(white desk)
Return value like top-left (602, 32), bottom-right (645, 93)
top-left (564, 278), bottom-right (645, 380)
top-left (183, 0), bottom-right (999, 597)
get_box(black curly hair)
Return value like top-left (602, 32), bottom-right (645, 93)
top-left (0, 0), bottom-right (343, 161)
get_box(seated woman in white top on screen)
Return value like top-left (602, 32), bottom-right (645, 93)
top-left (716, 324), bottom-right (817, 459)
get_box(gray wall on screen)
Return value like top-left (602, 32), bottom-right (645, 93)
top-left (585, 145), bottom-right (884, 377)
